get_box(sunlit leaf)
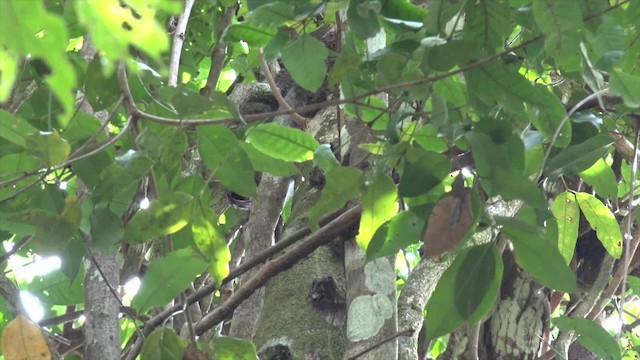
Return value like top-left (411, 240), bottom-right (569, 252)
top-left (309, 167), bottom-right (364, 230)
top-left (124, 192), bottom-right (193, 244)
top-left (357, 174), bottom-right (398, 249)
top-left (579, 158), bottom-right (617, 199)
top-left (246, 123), bottom-right (320, 162)
top-left (210, 336), bottom-right (259, 360)
top-left (576, 192), bottom-right (623, 259)
top-left (551, 192), bottom-right (580, 264)
top-left (191, 205), bottom-right (231, 285)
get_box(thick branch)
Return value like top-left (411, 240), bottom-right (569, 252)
top-left (168, 0), bottom-right (195, 87)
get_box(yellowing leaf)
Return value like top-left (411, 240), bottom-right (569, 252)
top-left (576, 192), bottom-right (623, 259)
top-left (551, 192), bottom-right (580, 264)
top-left (1, 315), bottom-right (51, 360)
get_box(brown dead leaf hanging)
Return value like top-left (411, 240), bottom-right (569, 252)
top-left (422, 176), bottom-right (474, 259)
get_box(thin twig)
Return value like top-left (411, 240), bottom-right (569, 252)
top-left (0, 236), bottom-right (31, 266)
top-left (168, 0), bottom-right (195, 87)
top-left (258, 48), bottom-right (308, 128)
top-left (200, 4), bottom-right (236, 96)
top-left (346, 328), bottom-right (415, 360)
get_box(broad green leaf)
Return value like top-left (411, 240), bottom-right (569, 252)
top-left (25, 131), bottom-right (71, 167)
top-left (490, 168), bottom-right (547, 209)
top-left (628, 276), bottom-right (640, 296)
top-left (462, 1), bottom-right (510, 53)
top-left (533, 0), bottom-right (584, 71)
top-left (75, 0), bottom-right (170, 72)
top-left (466, 132), bottom-right (506, 177)
top-left (1, 0), bottom-right (76, 123)
top-left (424, 0), bottom-right (464, 35)
top-left (313, 144), bottom-right (340, 173)
top-left (425, 243), bottom-right (502, 341)
top-left (0, 46), bottom-right (18, 102)
top-left (398, 150), bottom-right (450, 197)
top-left (357, 174), bottom-right (398, 249)
top-left (124, 192), bottom-right (193, 244)
top-left (553, 317), bottom-right (621, 360)
top-left (280, 34), bottom-right (327, 92)
top-left (576, 192), bottom-right (623, 259)
top-left (412, 125), bottom-right (448, 153)
top-left (551, 192), bottom-right (580, 264)
top-left (223, 23), bottom-right (275, 48)
top-left (544, 134), bottom-right (613, 180)
top-left (347, 0), bottom-right (382, 39)
top-left (0, 110), bottom-right (38, 147)
top-left (92, 151), bottom-right (152, 203)
top-left (309, 167), bottom-right (364, 230)
top-left (198, 125), bottom-right (256, 197)
top-left (366, 211), bottom-right (425, 261)
top-left (610, 70), bottom-right (640, 108)
top-left (381, 0), bottom-right (426, 21)
top-left (29, 268), bottom-right (84, 305)
top-left (140, 328), bottom-right (187, 360)
top-left (245, 1), bottom-right (294, 28)
top-left (500, 218), bottom-right (579, 293)
top-left (90, 207), bottom-right (123, 254)
top-left (246, 123), bottom-right (320, 162)
top-left (579, 158), bottom-right (617, 199)
top-left (210, 336), bottom-right (259, 360)
top-left (240, 142), bottom-right (297, 177)
top-left (132, 248), bottom-right (207, 313)
top-left (466, 63), bottom-right (571, 147)
top-left (85, 56), bottom-right (120, 109)
top-left (191, 205), bottom-right (231, 285)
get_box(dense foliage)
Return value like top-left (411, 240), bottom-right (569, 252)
top-left (0, 0), bottom-right (639, 359)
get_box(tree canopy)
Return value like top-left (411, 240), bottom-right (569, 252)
top-left (0, 0), bottom-right (639, 359)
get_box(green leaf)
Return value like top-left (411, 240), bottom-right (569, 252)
top-left (75, 0), bottom-right (170, 72)
top-left (500, 218), bottom-right (579, 293)
top-left (280, 34), bottom-right (327, 92)
top-left (357, 174), bottom-right (398, 249)
top-left (223, 23), bottom-right (275, 48)
top-left (210, 336), bottom-right (259, 360)
top-left (533, 0), bottom-right (584, 71)
top-left (553, 317), bottom-right (621, 360)
top-left (140, 328), bottom-right (187, 360)
top-left (25, 131), bottom-right (71, 167)
top-left (412, 125), bottom-right (448, 153)
top-left (92, 151), bottom-right (153, 204)
top-left (245, 1), bottom-right (294, 28)
top-left (1, 0), bottom-right (76, 123)
top-left (398, 150), bottom-right (450, 197)
top-left (462, 1), bottom-right (510, 53)
top-left (90, 207), bottom-right (123, 254)
top-left (551, 192), bottom-right (580, 264)
top-left (246, 123), bottom-right (320, 162)
top-left (124, 192), bottom-right (193, 244)
top-left (610, 70), bottom-right (640, 108)
top-left (198, 125), bottom-right (256, 197)
top-left (132, 248), bottom-right (207, 314)
top-left (579, 158), bottom-right (618, 199)
top-left (29, 268), bottom-right (84, 306)
top-left (425, 243), bottom-right (503, 341)
top-left (544, 134), bottom-right (613, 180)
top-left (240, 142), bottom-right (297, 177)
top-left (191, 205), bottom-right (231, 286)
top-left (85, 56), bottom-right (120, 109)
top-left (576, 192), bottom-right (623, 259)
top-left (0, 110), bottom-right (38, 147)
top-left (313, 144), bottom-right (340, 173)
top-left (466, 63), bottom-right (571, 147)
top-left (347, 0), bottom-right (382, 39)
top-left (309, 167), bottom-right (364, 230)
top-left (628, 276), bottom-right (640, 296)
top-left (366, 211), bottom-right (425, 260)
top-left (490, 168), bottom-right (547, 209)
